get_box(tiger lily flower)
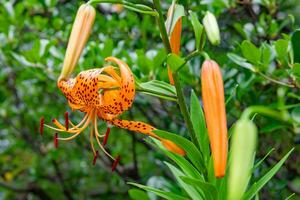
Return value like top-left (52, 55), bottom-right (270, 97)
top-left (201, 60), bottom-right (228, 178)
top-left (43, 57), bottom-right (185, 165)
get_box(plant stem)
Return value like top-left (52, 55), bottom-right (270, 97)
top-left (257, 72), bottom-right (295, 88)
top-left (241, 106), bottom-right (295, 124)
top-left (153, 0), bottom-right (172, 53)
top-left (173, 72), bottom-right (200, 147)
top-left (152, 0), bottom-right (199, 148)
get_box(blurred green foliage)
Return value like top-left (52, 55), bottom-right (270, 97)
top-left (0, 0), bottom-right (300, 199)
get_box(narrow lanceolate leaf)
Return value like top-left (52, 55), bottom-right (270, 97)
top-left (167, 53), bottom-right (186, 71)
top-left (152, 139), bottom-right (204, 181)
top-left (128, 189), bottom-right (151, 200)
top-left (128, 182), bottom-right (188, 200)
top-left (189, 11), bottom-right (205, 51)
top-left (201, 60), bottom-right (228, 178)
top-left (190, 90), bottom-right (210, 163)
top-left (165, 162), bottom-right (204, 200)
top-left (180, 176), bottom-right (218, 200)
top-left (242, 148), bottom-right (294, 200)
top-left (153, 130), bottom-right (206, 173)
top-left (138, 80), bottom-right (177, 101)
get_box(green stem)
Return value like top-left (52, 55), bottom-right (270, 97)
top-left (176, 50), bottom-right (210, 72)
top-left (152, 0), bottom-right (199, 148)
top-left (257, 72), bottom-right (295, 88)
top-left (173, 72), bottom-right (199, 147)
top-left (241, 106), bottom-right (294, 124)
top-left (153, 0), bottom-right (172, 53)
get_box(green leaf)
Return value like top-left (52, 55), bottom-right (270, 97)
top-left (165, 4), bottom-right (185, 36)
top-left (260, 43), bottom-right (273, 68)
top-left (227, 53), bottom-right (257, 72)
top-left (274, 39), bottom-right (289, 59)
top-left (189, 11), bottom-right (205, 51)
top-left (291, 107), bottom-right (300, 123)
top-left (167, 53), bottom-right (186, 71)
top-left (190, 90), bottom-right (210, 163)
top-left (291, 29), bottom-right (300, 63)
top-left (253, 148), bottom-right (275, 170)
top-left (241, 40), bottom-right (261, 65)
top-left (292, 63), bottom-right (300, 79)
top-left (128, 189), bottom-right (151, 200)
top-left (153, 130), bottom-right (206, 173)
top-left (165, 162), bottom-right (204, 200)
top-left (242, 148), bottom-right (294, 200)
top-left (180, 176), bottom-right (218, 200)
top-left (152, 139), bottom-right (204, 181)
top-left (138, 80), bottom-right (177, 101)
top-left (128, 182), bottom-right (188, 200)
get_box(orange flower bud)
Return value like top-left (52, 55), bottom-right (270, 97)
top-left (166, 4), bottom-right (182, 85)
top-left (201, 60), bottom-right (228, 178)
top-left (59, 4), bottom-right (96, 81)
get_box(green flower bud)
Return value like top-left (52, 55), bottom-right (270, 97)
top-left (227, 119), bottom-right (257, 200)
top-left (202, 11), bottom-right (220, 46)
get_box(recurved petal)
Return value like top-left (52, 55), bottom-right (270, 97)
top-left (101, 57), bottom-right (135, 115)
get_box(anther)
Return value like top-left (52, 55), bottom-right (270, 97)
top-left (39, 117), bottom-right (44, 135)
top-left (111, 155), bottom-right (120, 172)
top-left (102, 127), bottom-right (111, 146)
top-left (54, 133), bottom-right (58, 148)
top-left (64, 111), bottom-right (69, 131)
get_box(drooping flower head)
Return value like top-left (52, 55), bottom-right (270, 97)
top-left (41, 4), bottom-right (185, 168)
top-left (44, 57), bottom-right (185, 164)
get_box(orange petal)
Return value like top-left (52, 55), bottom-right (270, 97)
top-left (101, 57), bottom-right (135, 115)
top-left (109, 118), bottom-right (185, 156)
top-left (161, 139), bottom-right (185, 156)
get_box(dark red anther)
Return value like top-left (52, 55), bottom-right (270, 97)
top-left (39, 117), bottom-right (44, 136)
top-left (64, 111), bottom-right (69, 131)
top-left (111, 155), bottom-right (121, 172)
top-left (102, 127), bottom-right (111, 146)
top-left (54, 133), bottom-right (58, 148)
top-left (52, 119), bottom-right (56, 123)
top-left (92, 150), bottom-right (99, 166)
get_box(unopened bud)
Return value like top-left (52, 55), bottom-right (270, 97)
top-left (59, 4), bottom-right (96, 81)
top-left (201, 60), bottom-right (227, 178)
top-left (227, 119), bottom-right (257, 200)
top-left (202, 11), bottom-right (220, 46)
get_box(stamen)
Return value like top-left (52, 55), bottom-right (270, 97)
top-left (39, 117), bottom-right (44, 135)
top-left (54, 133), bottom-right (58, 148)
top-left (102, 127), bottom-right (111, 146)
top-left (64, 111), bottom-right (69, 131)
top-left (111, 155), bottom-right (120, 172)
top-left (92, 150), bottom-right (99, 165)
top-left (94, 116), bottom-right (115, 160)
